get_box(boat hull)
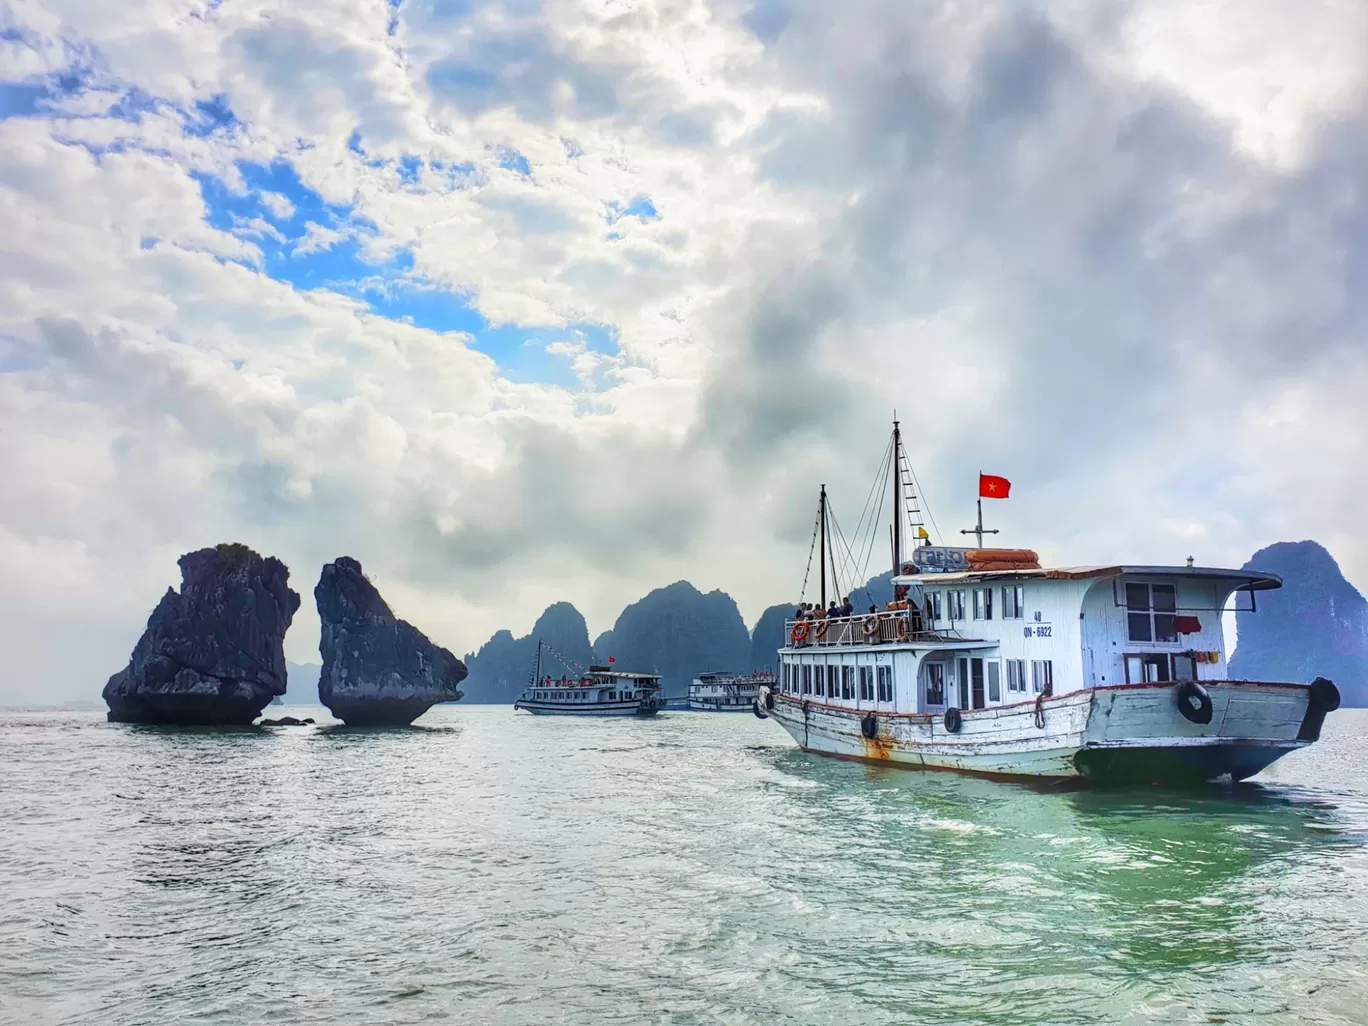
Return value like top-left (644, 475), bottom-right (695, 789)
top-left (514, 700), bottom-right (661, 717)
top-left (767, 682), bottom-right (1316, 783)
top-left (687, 700), bottom-right (755, 712)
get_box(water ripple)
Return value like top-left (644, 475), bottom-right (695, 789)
top-left (1, 708), bottom-right (1367, 1025)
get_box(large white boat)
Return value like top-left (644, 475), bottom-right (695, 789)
top-left (514, 644), bottom-right (664, 717)
top-left (755, 423), bottom-right (1342, 784)
top-left (689, 671), bottom-right (775, 712)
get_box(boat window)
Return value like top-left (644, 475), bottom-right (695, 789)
top-left (970, 659), bottom-right (985, 709)
top-left (841, 665), bottom-right (854, 700)
top-left (973, 588), bottom-right (993, 620)
top-left (1031, 660), bottom-right (1053, 695)
top-left (947, 590), bottom-right (965, 621)
top-left (1006, 659), bottom-right (1026, 694)
top-left (926, 663), bottom-right (946, 705)
top-left (1125, 653), bottom-right (1171, 683)
top-left (1126, 582), bottom-right (1179, 643)
top-left (925, 592), bottom-right (942, 622)
top-left (802, 664), bottom-right (812, 695)
top-left (1002, 586), bottom-right (1025, 620)
top-left (1172, 655), bottom-right (1197, 681)
top-left (859, 665), bottom-right (873, 701)
top-left (987, 661), bottom-right (1001, 702)
top-left (876, 665), bottom-right (893, 703)
top-left (827, 665), bottom-right (839, 698)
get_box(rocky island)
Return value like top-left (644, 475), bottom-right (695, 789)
top-left (103, 543), bottom-right (301, 725)
top-left (315, 557), bottom-right (467, 725)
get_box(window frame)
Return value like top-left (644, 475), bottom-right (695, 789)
top-left (1002, 585), bottom-right (1025, 620)
top-left (987, 660), bottom-right (1001, 702)
top-left (973, 587), bottom-right (993, 621)
top-left (858, 665), bottom-right (873, 702)
top-left (841, 665), bottom-right (854, 700)
top-left (876, 664), bottom-right (893, 703)
top-left (1006, 658), bottom-right (1026, 694)
top-left (925, 662), bottom-right (946, 706)
top-left (1125, 581), bottom-right (1180, 645)
top-left (946, 590), bottom-right (966, 621)
top-left (1031, 659), bottom-right (1053, 695)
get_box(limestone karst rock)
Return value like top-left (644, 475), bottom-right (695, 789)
top-left (103, 544), bottom-right (301, 725)
top-left (1229, 540), bottom-right (1367, 706)
top-left (315, 557), bottom-right (467, 725)
top-left (461, 602), bottom-right (594, 704)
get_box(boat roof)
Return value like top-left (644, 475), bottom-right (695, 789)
top-left (581, 670), bottom-right (662, 681)
top-left (892, 565), bottom-right (1282, 590)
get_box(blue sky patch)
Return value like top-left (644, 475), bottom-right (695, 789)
top-left (607, 196), bottom-right (659, 224)
top-left (499, 149), bottom-right (531, 177)
top-left (193, 159), bottom-right (622, 388)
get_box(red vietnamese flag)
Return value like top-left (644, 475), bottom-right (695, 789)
top-left (979, 473), bottom-right (1011, 499)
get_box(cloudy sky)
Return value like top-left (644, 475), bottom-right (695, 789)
top-left (3, 0), bottom-right (1366, 704)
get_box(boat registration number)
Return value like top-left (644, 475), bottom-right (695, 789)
top-left (1023, 625), bottom-right (1052, 638)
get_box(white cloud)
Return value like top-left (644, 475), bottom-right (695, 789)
top-left (1, 0), bottom-right (1366, 706)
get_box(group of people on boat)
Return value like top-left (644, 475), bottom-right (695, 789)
top-left (792, 597), bottom-right (857, 621)
top-left (538, 675), bottom-right (587, 687)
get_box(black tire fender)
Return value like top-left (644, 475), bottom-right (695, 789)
top-left (1298, 677), bottom-right (1340, 741)
top-left (860, 713), bottom-right (878, 740)
top-left (943, 707), bottom-right (962, 733)
top-left (1175, 680), bottom-right (1213, 725)
top-left (1309, 677), bottom-right (1341, 712)
top-left (752, 699), bottom-right (769, 720)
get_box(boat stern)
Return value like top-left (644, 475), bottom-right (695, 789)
top-left (1077, 679), bottom-right (1338, 783)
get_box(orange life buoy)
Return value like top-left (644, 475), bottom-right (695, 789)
top-left (814, 618), bottom-right (830, 640)
top-left (791, 621), bottom-right (810, 644)
top-left (862, 615), bottom-right (880, 637)
top-left (896, 617), bottom-right (910, 640)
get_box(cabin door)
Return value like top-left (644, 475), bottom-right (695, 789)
top-left (956, 658), bottom-right (969, 709)
top-left (970, 658), bottom-right (986, 709)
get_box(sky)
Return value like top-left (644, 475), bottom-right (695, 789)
top-left (3, 0), bottom-right (1367, 705)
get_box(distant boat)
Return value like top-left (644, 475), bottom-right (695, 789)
top-left (688, 671), bottom-right (774, 712)
top-left (755, 420), bottom-right (1342, 784)
top-left (514, 642), bottom-right (664, 717)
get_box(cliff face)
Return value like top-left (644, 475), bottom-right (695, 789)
top-left (749, 605), bottom-right (791, 674)
top-left (596, 581), bottom-right (751, 696)
top-left (461, 602), bottom-right (595, 704)
top-left (1229, 541), bottom-right (1368, 706)
top-left (315, 557), bottom-right (467, 725)
top-left (103, 544), bottom-right (301, 725)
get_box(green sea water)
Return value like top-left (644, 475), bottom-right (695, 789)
top-left (2, 706), bottom-right (1366, 1025)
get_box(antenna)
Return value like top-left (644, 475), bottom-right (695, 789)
top-left (960, 496), bottom-right (1000, 549)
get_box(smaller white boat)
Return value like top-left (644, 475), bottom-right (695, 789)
top-left (514, 643), bottom-right (663, 717)
top-left (688, 671), bottom-right (775, 711)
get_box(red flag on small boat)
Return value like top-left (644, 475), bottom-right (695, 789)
top-left (979, 473), bottom-right (1011, 498)
top-left (608, 656), bottom-right (615, 663)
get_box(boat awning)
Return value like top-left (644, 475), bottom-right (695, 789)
top-left (893, 565), bottom-right (1282, 591)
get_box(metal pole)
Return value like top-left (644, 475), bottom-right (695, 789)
top-left (892, 421), bottom-right (902, 574)
top-left (819, 485), bottom-right (827, 609)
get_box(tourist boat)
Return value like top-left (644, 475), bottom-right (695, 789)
top-left (514, 643), bottom-right (664, 717)
top-left (754, 423), bottom-right (1342, 784)
top-left (688, 671), bottom-right (775, 712)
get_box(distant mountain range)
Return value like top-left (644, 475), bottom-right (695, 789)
top-left (1229, 541), bottom-right (1368, 706)
top-left (461, 572), bottom-right (896, 703)
top-left (461, 542), bottom-right (1367, 707)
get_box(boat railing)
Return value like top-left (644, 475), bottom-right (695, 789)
top-left (784, 611), bottom-right (969, 648)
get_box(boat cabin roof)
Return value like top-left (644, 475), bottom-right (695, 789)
top-left (892, 564), bottom-right (1282, 591)
top-left (581, 670), bottom-right (662, 682)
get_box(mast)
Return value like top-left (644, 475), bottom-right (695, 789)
top-left (819, 484), bottom-right (827, 608)
top-left (892, 419), bottom-right (903, 575)
top-left (535, 639), bottom-right (542, 684)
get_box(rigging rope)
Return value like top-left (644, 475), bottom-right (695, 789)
top-left (797, 497), bottom-right (822, 604)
